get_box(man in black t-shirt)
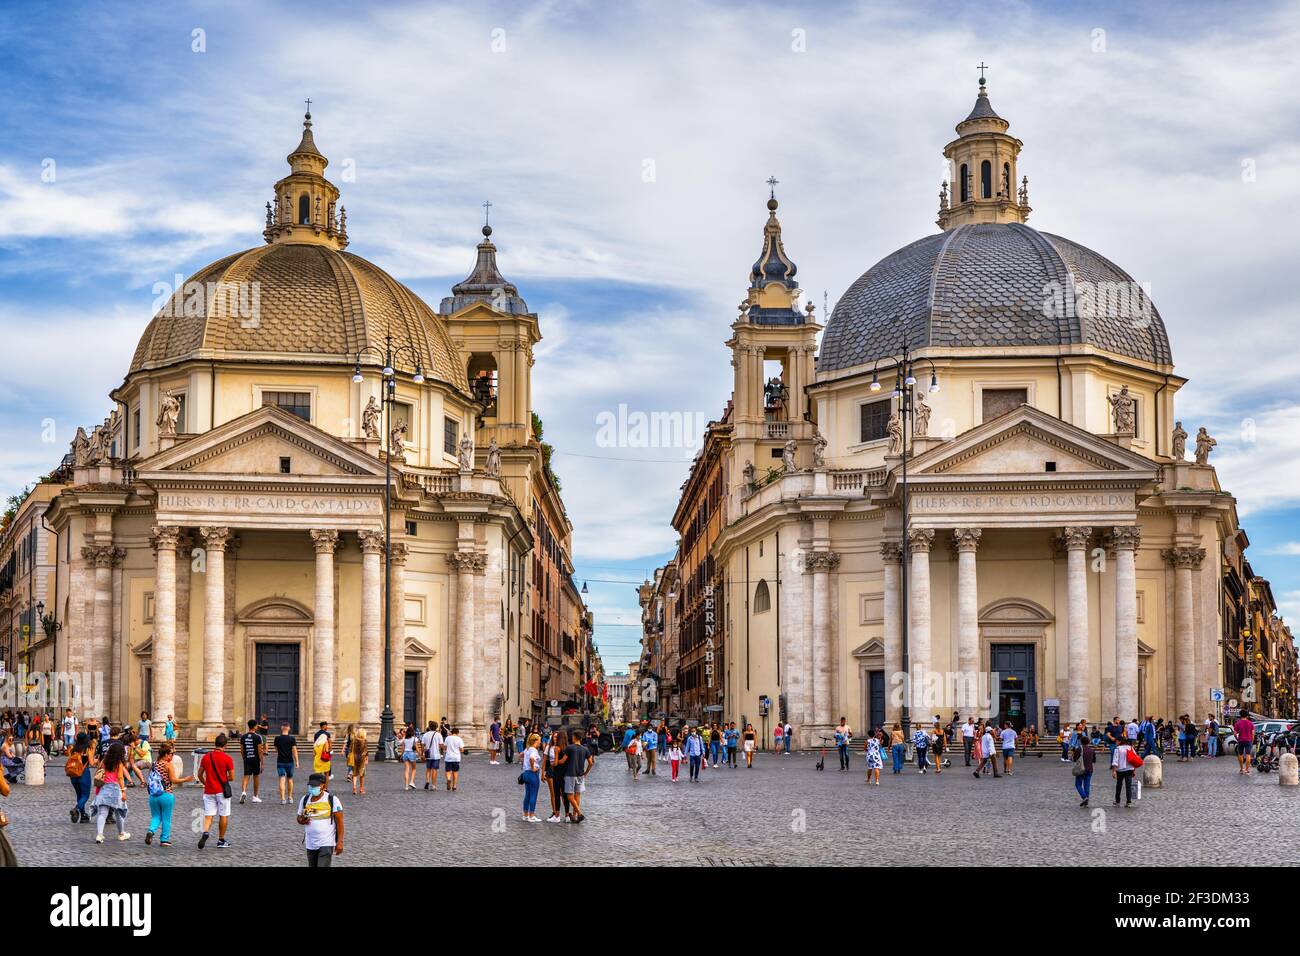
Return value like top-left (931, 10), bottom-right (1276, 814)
top-left (273, 723), bottom-right (299, 804)
top-left (239, 719), bottom-right (266, 804)
top-left (562, 738), bottom-right (593, 822)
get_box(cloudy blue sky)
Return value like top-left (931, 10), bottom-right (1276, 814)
top-left (2, 0), bottom-right (1298, 670)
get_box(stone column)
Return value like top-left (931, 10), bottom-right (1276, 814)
top-left (448, 550), bottom-right (479, 729)
top-left (880, 541), bottom-right (903, 726)
top-left (358, 530), bottom-right (384, 726)
top-left (174, 532), bottom-right (194, 722)
top-left (110, 547), bottom-right (125, 713)
top-left (952, 528), bottom-right (982, 710)
top-left (1163, 545), bottom-right (1205, 720)
top-left (310, 529), bottom-right (339, 725)
top-left (387, 542), bottom-right (409, 722)
top-left (1062, 526), bottom-right (1093, 724)
top-left (150, 526), bottom-right (181, 724)
top-left (1110, 527), bottom-right (1142, 720)
top-left (808, 550), bottom-right (840, 730)
top-left (83, 544), bottom-right (114, 694)
top-left (197, 526), bottom-right (230, 740)
top-left (907, 529), bottom-right (935, 704)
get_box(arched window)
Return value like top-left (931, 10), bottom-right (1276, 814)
top-left (981, 161), bottom-right (992, 199)
top-left (753, 578), bottom-right (771, 614)
top-left (298, 194), bottom-right (311, 224)
top-left (959, 163), bottom-right (969, 202)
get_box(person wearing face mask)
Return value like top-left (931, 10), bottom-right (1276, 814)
top-left (296, 772), bottom-right (344, 867)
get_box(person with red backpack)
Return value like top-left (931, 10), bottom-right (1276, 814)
top-left (1110, 739), bottom-right (1143, 807)
top-left (196, 734), bottom-right (235, 849)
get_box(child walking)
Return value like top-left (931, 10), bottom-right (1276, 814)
top-left (669, 742), bottom-right (683, 782)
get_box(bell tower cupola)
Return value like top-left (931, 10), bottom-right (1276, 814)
top-left (937, 65), bottom-right (1031, 229)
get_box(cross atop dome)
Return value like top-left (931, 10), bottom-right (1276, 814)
top-left (264, 106), bottom-right (348, 249)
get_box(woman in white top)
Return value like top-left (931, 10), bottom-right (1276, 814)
top-left (521, 733), bottom-right (543, 821)
top-left (442, 729), bottom-right (464, 792)
top-left (400, 728), bottom-right (422, 791)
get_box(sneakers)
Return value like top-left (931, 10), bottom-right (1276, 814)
top-left (251, 795), bottom-right (262, 803)
top-left (95, 835), bottom-right (104, 844)
top-left (547, 815), bottom-right (561, 823)
top-left (215, 839), bottom-right (231, 848)
top-left (424, 782), bottom-right (430, 790)
top-left (198, 831), bottom-right (209, 850)
top-left (239, 792), bottom-right (247, 804)
top-left (145, 830), bottom-right (154, 846)
top-left (159, 840), bottom-right (172, 847)
top-left (117, 832), bottom-right (131, 841)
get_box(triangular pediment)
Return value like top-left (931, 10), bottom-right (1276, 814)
top-left (138, 404), bottom-right (387, 479)
top-left (852, 639), bottom-right (885, 659)
top-left (908, 405), bottom-right (1158, 478)
top-left (404, 637), bottom-right (436, 660)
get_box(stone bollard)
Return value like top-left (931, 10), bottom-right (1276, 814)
top-left (1142, 754), bottom-right (1163, 788)
top-left (24, 751), bottom-right (46, 786)
top-left (1279, 752), bottom-right (1299, 786)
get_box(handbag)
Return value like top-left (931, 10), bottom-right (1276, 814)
top-left (1126, 748), bottom-right (1144, 769)
top-left (1071, 752), bottom-right (1087, 777)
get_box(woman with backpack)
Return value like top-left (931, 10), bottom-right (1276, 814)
top-left (65, 732), bottom-right (96, 823)
top-left (145, 742), bottom-right (193, 847)
top-left (88, 741), bottom-right (131, 844)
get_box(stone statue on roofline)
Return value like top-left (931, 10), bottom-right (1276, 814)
top-left (485, 437), bottom-right (501, 478)
top-left (389, 421), bottom-right (407, 460)
top-left (157, 389), bottom-right (181, 437)
top-left (458, 433), bottom-right (474, 472)
top-left (1108, 385), bottom-right (1136, 435)
top-left (812, 428), bottom-right (828, 469)
top-left (886, 412), bottom-right (903, 455)
top-left (362, 396), bottom-right (381, 440)
top-left (1171, 420), bottom-right (1187, 461)
top-left (913, 397), bottom-right (933, 438)
top-left (1194, 427), bottom-right (1216, 466)
top-left (71, 427), bottom-right (91, 467)
top-left (782, 439), bottom-right (798, 473)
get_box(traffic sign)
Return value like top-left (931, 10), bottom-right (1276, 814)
top-left (1210, 688), bottom-right (1224, 702)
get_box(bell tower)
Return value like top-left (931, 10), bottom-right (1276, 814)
top-left (440, 211), bottom-right (541, 511)
top-left (937, 66), bottom-right (1032, 229)
top-left (727, 181), bottom-right (820, 500)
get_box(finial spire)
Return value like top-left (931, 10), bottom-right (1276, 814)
top-left (482, 199), bottom-right (493, 237)
top-left (977, 61), bottom-right (988, 86)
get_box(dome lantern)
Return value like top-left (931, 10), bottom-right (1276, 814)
top-left (937, 66), bottom-right (1032, 230)
top-left (263, 103), bottom-right (349, 250)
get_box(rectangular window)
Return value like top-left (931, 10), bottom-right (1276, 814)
top-left (443, 417), bottom-right (458, 455)
top-left (981, 388), bottom-right (1028, 421)
top-left (859, 398), bottom-right (891, 443)
top-left (1129, 396), bottom-right (1141, 438)
top-left (279, 457), bottom-right (291, 474)
top-left (132, 408), bottom-right (141, 448)
top-left (391, 401), bottom-right (412, 437)
top-left (175, 393), bottom-right (187, 433)
top-left (261, 390), bottom-right (311, 421)
top-left (405, 520), bottom-right (418, 537)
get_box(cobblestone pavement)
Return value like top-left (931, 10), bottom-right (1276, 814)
top-left (4, 748), bottom-right (1298, 866)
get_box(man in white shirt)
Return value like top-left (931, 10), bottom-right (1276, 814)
top-left (999, 723), bottom-right (1019, 774)
top-left (1126, 719), bottom-right (1140, 744)
top-left (962, 718), bottom-right (976, 766)
top-left (975, 726), bottom-right (1001, 778)
top-left (442, 728), bottom-right (464, 792)
top-left (421, 721), bottom-right (444, 791)
top-left (296, 772), bottom-right (344, 867)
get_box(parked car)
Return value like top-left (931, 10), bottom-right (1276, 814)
top-left (1224, 718), bottom-right (1295, 753)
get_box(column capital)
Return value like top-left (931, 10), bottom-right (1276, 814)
top-left (387, 541), bottom-right (410, 566)
top-left (907, 528), bottom-right (935, 554)
top-left (111, 546), bottom-right (127, 568)
top-left (1059, 526), bottom-right (1093, 551)
top-left (357, 529), bottom-right (385, 555)
top-left (1107, 525), bottom-right (1142, 554)
top-left (80, 543), bottom-right (108, 567)
top-left (199, 526), bottom-right (232, 551)
top-left (951, 527), bottom-right (983, 553)
top-left (447, 549), bottom-right (486, 573)
top-left (1162, 545), bottom-right (1205, 570)
top-left (150, 525), bottom-right (182, 553)
top-left (879, 540), bottom-right (903, 564)
top-left (309, 528), bottom-right (340, 554)
top-left (805, 550), bottom-right (841, 573)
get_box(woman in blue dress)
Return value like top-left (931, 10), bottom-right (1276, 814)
top-left (863, 736), bottom-right (883, 786)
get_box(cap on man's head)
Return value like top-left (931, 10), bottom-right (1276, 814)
top-left (308, 772), bottom-right (327, 786)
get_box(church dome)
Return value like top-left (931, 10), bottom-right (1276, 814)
top-left (819, 222), bottom-right (1172, 373)
top-left (127, 241), bottom-right (466, 390)
top-left (821, 77), bottom-right (1172, 374)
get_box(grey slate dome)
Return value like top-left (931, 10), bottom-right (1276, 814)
top-left (819, 222), bottom-right (1172, 372)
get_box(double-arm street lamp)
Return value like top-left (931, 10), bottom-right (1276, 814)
top-left (351, 332), bottom-right (425, 760)
top-left (868, 326), bottom-right (939, 754)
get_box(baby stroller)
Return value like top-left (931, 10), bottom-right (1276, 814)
top-left (1255, 733), bottom-right (1283, 773)
top-left (1, 753), bottom-right (23, 785)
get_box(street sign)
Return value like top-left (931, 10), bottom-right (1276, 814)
top-left (1210, 688), bottom-right (1225, 702)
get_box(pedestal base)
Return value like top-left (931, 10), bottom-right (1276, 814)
top-left (195, 725), bottom-right (228, 743)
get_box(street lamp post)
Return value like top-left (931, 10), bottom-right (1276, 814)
top-left (351, 332), bottom-right (425, 760)
top-left (869, 326), bottom-right (939, 758)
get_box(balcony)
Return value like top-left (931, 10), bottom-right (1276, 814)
top-left (763, 421), bottom-right (790, 441)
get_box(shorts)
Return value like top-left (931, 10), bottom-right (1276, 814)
top-left (563, 775), bottom-right (586, 794)
top-left (426, 758), bottom-right (441, 770)
top-left (1239, 741), bottom-right (1254, 755)
top-left (202, 793), bottom-right (231, 817)
top-left (276, 762), bottom-right (294, 778)
top-left (444, 761), bottom-right (460, 773)
top-left (243, 758), bottom-right (261, 776)
top-left (401, 751), bottom-right (417, 763)
top-left (1002, 748), bottom-right (1015, 759)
